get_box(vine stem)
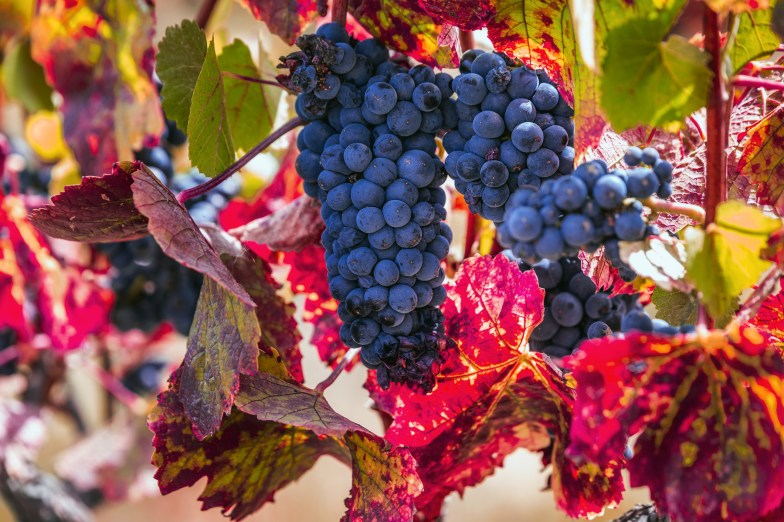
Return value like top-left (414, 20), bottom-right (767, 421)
top-left (642, 198), bottom-right (706, 224)
top-left (196, 0), bottom-right (219, 30)
top-left (177, 117), bottom-right (305, 204)
top-left (221, 71), bottom-right (287, 89)
top-left (332, 0), bottom-right (348, 26)
top-left (0, 346), bottom-right (19, 368)
top-left (731, 75), bottom-right (784, 92)
top-left (703, 6), bottom-right (727, 228)
top-left (315, 347), bottom-right (360, 394)
top-left (459, 30), bottom-right (475, 52)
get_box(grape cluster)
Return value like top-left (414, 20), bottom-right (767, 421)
top-left (524, 258), bottom-right (692, 358)
top-left (287, 23), bottom-right (453, 390)
top-left (498, 148), bottom-right (673, 273)
top-left (97, 118), bottom-right (238, 335)
top-left (443, 50), bottom-right (575, 222)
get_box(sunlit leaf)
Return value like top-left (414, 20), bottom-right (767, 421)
top-left (730, 7), bottom-right (780, 73)
top-left (235, 0), bottom-right (318, 44)
top-left (567, 324), bottom-right (784, 522)
top-left (369, 255), bottom-right (624, 519)
top-left (1, 36), bottom-right (53, 113)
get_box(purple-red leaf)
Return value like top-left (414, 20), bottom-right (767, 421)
top-left (369, 255), bottom-right (623, 520)
top-left (150, 368), bottom-right (422, 521)
top-left (29, 162), bottom-right (149, 242)
top-left (128, 162), bottom-right (253, 306)
top-left (349, 0), bottom-right (458, 68)
top-left (229, 195), bottom-right (324, 252)
top-left (235, 0), bottom-right (318, 45)
top-left (566, 325), bottom-right (784, 522)
top-left (30, 0), bottom-right (163, 177)
top-left (178, 277), bottom-right (261, 440)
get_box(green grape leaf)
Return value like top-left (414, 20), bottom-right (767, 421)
top-left (179, 277), bottom-right (261, 440)
top-left (1, 36), bottom-right (53, 113)
top-left (685, 201), bottom-right (780, 322)
top-left (601, 19), bottom-right (711, 131)
top-left (156, 20), bottom-right (208, 134)
top-left (730, 7), bottom-right (781, 74)
top-left (187, 40), bottom-right (235, 177)
top-left (217, 39), bottom-right (278, 152)
top-left (651, 287), bottom-right (698, 326)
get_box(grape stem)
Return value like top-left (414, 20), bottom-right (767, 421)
top-left (315, 347), bottom-right (360, 394)
top-left (731, 75), bottom-right (784, 92)
top-left (642, 197), bottom-right (706, 224)
top-left (332, 0), bottom-right (348, 26)
top-left (176, 117), bottom-right (305, 204)
top-left (459, 30), bottom-right (475, 52)
top-left (221, 71), bottom-right (287, 89)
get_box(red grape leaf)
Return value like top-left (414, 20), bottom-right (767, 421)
top-left (236, 0), bottom-right (318, 45)
top-left (349, 0), bottom-right (458, 68)
top-left (30, 0), bottom-right (163, 177)
top-left (235, 372), bottom-right (367, 436)
top-left (415, 0), bottom-right (493, 30)
top-left (580, 251), bottom-right (653, 301)
top-left (229, 195), bottom-right (324, 252)
top-left (566, 325), bottom-right (784, 522)
top-left (1, 194), bottom-right (113, 350)
top-left (737, 104), bottom-right (784, 214)
top-left (150, 369), bottom-right (422, 521)
top-left (369, 255), bottom-right (623, 519)
top-left (750, 279), bottom-right (784, 341)
top-left (178, 277), bottom-right (261, 440)
top-left (128, 161), bottom-right (253, 306)
top-left (208, 231), bottom-right (304, 383)
top-left (29, 162), bottom-right (149, 242)
top-left (312, 312), bottom-right (355, 371)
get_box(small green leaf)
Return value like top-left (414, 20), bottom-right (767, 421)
top-left (601, 18), bottom-right (712, 131)
top-left (156, 20), bottom-right (207, 133)
top-left (729, 7), bottom-right (780, 74)
top-left (651, 287), bottom-right (698, 326)
top-left (685, 201), bottom-right (780, 322)
top-left (217, 40), bottom-right (278, 152)
top-left (187, 40), bottom-right (235, 177)
top-left (1, 36), bottom-right (53, 112)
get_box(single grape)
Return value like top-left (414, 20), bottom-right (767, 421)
top-left (551, 292), bottom-right (583, 327)
top-left (511, 122), bottom-right (544, 153)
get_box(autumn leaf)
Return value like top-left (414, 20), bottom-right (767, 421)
top-left (29, 162), bottom-right (149, 243)
top-left (2, 36), bottom-right (54, 113)
top-left (204, 229), bottom-right (304, 382)
top-left (150, 368), bottom-right (422, 521)
top-left (750, 279), bottom-right (784, 342)
top-left (2, 194), bottom-right (113, 350)
top-left (30, 0), bottom-right (163, 177)
top-left (235, 0), bottom-right (318, 45)
top-left (684, 201), bottom-right (780, 321)
top-left (369, 255), bottom-right (623, 520)
top-left (416, 0), bottom-right (492, 30)
top-left (566, 325), bottom-right (784, 522)
top-left (178, 277), bottom-right (261, 440)
top-left (229, 195), bottom-right (325, 252)
top-left (737, 104), bottom-right (784, 214)
top-left (128, 161), bottom-right (254, 306)
top-left (348, 0), bottom-right (458, 68)
top-left (706, 0), bottom-right (770, 14)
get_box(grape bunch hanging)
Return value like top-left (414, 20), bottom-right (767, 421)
top-left (497, 147), bottom-right (673, 276)
top-left (522, 258), bottom-right (692, 359)
top-left (443, 50), bottom-right (575, 222)
top-left (285, 23), bottom-right (454, 391)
